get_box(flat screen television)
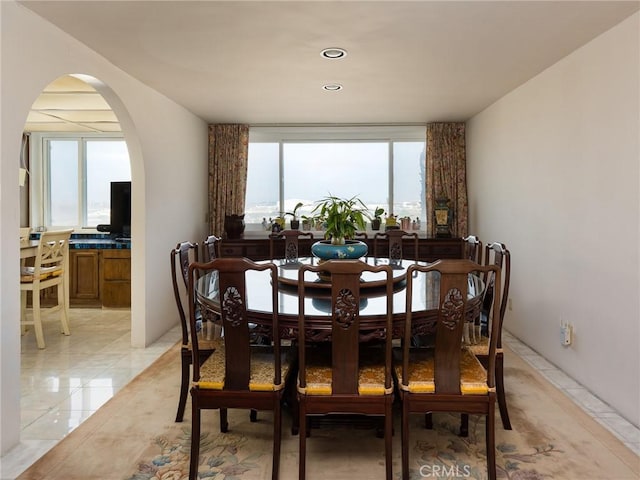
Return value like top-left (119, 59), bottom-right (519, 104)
top-left (110, 181), bottom-right (131, 240)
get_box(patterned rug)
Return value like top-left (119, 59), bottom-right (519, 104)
top-left (17, 343), bottom-right (638, 480)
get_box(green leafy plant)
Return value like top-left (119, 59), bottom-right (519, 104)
top-left (373, 206), bottom-right (385, 220)
top-left (312, 194), bottom-right (370, 244)
top-left (285, 202), bottom-right (304, 220)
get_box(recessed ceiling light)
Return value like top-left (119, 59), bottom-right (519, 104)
top-left (321, 48), bottom-right (347, 59)
top-left (322, 84), bottom-right (343, 91)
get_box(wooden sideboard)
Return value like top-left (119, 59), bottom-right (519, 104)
top-left (219, 235), bottom-right (463, 262)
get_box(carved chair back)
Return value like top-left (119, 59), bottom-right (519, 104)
top-left (373, 230), bottom-right (419, 265)
top-left (269, 229), bottom-right (314, 263)
top-left (203, 235), bottom-right (221, 262)
top-left (480, 242), bottom-right (511, 345)
top-left (463, 235), bottom-right (483, 264)
top-left (170, 242), bottom-right (199, 346)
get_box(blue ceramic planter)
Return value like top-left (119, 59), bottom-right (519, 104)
top-left (311, 240), bottom-right (368, 260)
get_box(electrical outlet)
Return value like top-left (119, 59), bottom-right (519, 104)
top-left (561, 323), bottom-right (572, 346)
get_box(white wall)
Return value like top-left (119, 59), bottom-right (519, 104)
top-left (0, 2), bottom-right (209, 455)
top-left (467, 13), bottom-right (639, 426)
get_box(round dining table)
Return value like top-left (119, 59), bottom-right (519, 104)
top-left (195, 257), bottom-right (485, 342)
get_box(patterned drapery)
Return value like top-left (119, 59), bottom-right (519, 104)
top-left (208, 124), bottom-right (249, 236)
top-left (426, 123), bottom-right (468, 238)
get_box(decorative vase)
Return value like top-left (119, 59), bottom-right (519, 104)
top-left (371, 218), bottom-right (381, 231)
top-left (224, 214), bottom-right (245, 239)
top-left (290, 219), bottom-right (300, 230)
top-left (311, 239), bottom-right (368, 260)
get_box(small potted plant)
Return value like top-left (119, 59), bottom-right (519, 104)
top-left (285, 202), bottom-right (304, 230)
top-left (371, 206), bottom-right (385, 231)
top-left (301, 214), bottom-right (314, 231)
top-left (385, 213), bottom-right (399, 230)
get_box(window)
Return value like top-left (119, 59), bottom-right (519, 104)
top-left (245, 126), bottom-right (426, 228)
top-left (39, 135), bottom-right (131, 228)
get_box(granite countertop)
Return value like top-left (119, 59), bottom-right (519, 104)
top-left (29, 232), bottom-right (131, 249)
top-left (69, 238), bottom-right (131, 249)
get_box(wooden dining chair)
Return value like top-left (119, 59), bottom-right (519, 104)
top-left (20, 229), bottom-right (73, 349)
top-left (202, 234), bottom-right (221, 262)
top-left (187, 257), bottom-right (294, 480)
top-left (297, 259), bottom-right (395, 480)
top-left (463, 235), bottom-right (483, 264)
top-left (462, 235), bottom-right (483, 344)
top-left (396, 259), bottom-right (501, 480)
top-left (170, 241), bottom-right (220, 422)
top-left (269, 229), bottom-right (314, 263)
top-left (20, 227), bottom-right (31, 244)
top-left (466, 242), bottom-right (512, 430)
top-left (373, 230), bottom-right (419, 265)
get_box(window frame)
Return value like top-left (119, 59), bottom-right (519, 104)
top-left (29, 132), bottom-right (130, 230)
top-left (246, 125), bottom-right (426, 230)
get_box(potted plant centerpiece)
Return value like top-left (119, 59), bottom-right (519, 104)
top-left (310, 194), bottom-right (370, 260)
top-left (285, 201), bottom-right (304, 230)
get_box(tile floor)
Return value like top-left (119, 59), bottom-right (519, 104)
top-left (0, 311), bottom-right (638, 479)
top-left (0, 308), bottom-right (179, 479)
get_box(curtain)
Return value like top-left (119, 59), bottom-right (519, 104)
top-left (208, 124), bottom-right (249, 236)
top-left (425, 122), bottom-right (468, 238)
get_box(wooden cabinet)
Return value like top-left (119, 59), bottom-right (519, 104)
top-left (69, 250), bottom-right (101, 307)
top-left (100, 250), bottom-right (131, 308)
top-left (60, 248), bottom-right (131, 308)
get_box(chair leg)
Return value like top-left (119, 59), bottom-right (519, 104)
top-left (460, 414), bottom-right (469, 437)
top-left (486, 401), bottom-right (497, 480)
top-left (290, 389), bottom-right (299, 435)
top-left (189, 393), bottom-right (201, 480)
top-left (250, 409), bottom-right (258, 422)
top-left (57, 282), bottom-right (71, 336)
top-left (496, 354), bottom-right (512, 430)
top-left (32, 290), bottom-right (45, 349)
top-left (175, 352), bottom-right (190, 422)
top-left (385, 397), bottom-right (393, 480)
top-left (298, 399), bottom-right (306, 480)
top-left (272, 397), bottom-right (282, 480)
top-left (220, 408), bottom-right (228, 433)
top-left (402, 398), bottom-right (410, 480)
top-left (463, 322), bottom-right (471, 345)
top-left (20, 291), bottom-right (28, 335)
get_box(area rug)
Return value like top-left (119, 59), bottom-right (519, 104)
top-left (17, 343), bottom-right (638, 480)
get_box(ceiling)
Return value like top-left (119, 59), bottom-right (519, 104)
top-left (20, 1), bottom-right (640, 129)
top-left (25, 75), bottom-right (121, 133)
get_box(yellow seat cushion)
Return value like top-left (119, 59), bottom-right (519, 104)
top-left (298, 347), bottom-right (392, 396)
top-left (196, 344), bottom-right (291, 392)
top-left (20, 266), bottom-right (63, 283)
top-left (395, 347), bottom-right (489, 395)
top-left (466, 335), bottom-right (503, 356)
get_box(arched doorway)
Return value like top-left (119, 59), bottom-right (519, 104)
top-left (9, 74), bottom-right (155, 475)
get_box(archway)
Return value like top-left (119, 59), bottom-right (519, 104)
top-left (13, 74), bottom-right (148, 466)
